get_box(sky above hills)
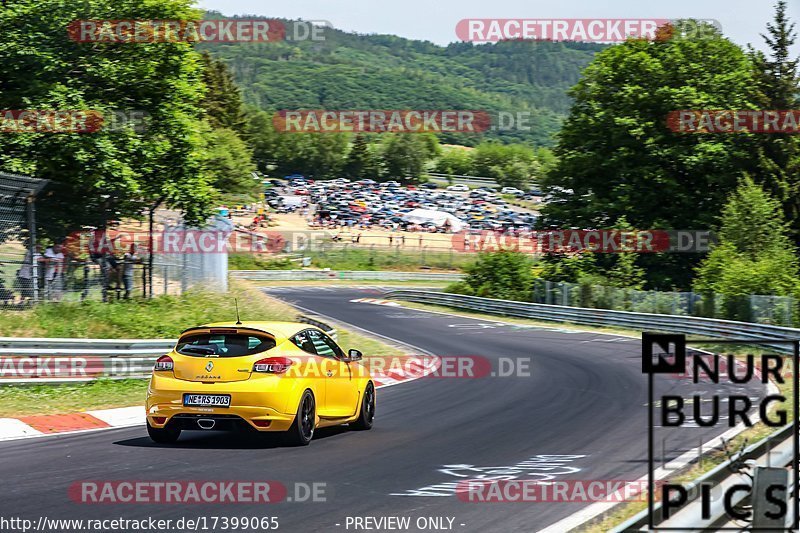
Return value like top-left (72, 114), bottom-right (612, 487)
top-left (198, 0), bottom-right (799, 54)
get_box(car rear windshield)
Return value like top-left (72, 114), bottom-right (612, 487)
top-left (176, 333), bottom-right (276, 357)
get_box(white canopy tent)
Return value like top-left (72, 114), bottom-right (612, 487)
top-left (401, 208), bottom-right (466, 232)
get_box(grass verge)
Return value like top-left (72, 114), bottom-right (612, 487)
top-left (248, 279), bottom-right (452, 288)
top-left (229, 249), bottom-right (472, 272)
top-left (0, 379), bottom-right (149, 417)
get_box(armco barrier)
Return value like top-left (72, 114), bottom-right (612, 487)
top-left (230, 270), bottom-right (463, 282)
top-left (0, 315), bottom-right (336, 383)
top-left (383, 290), bottom-right (800, 352)
top-left (0, 338), bottom-right (174, 350)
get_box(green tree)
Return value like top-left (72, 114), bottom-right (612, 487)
top-left (201, 126), bottom-right (257, 195)
top-left (748, 1), bottom-right (800, 240)
top-left (471, 142), bottom-right (538, 188)
top-left (538, 252), bottom-right (597, 283)
top-left (276, 133), bottom-right (350, 179)
top-left (0, 0), bottom-right (214, 233)
top-left (695, 177), bottom-right (800, 319)
top-left (434, 147), bottom-right (474, 176)
top-left (380, 134), bottom-right (439, 181)
top-left (200, 52), bottom-right (247, 135)
top-left (448, 250), bottom-right (535, 301)
top-left (541, 21), bottom-right (760, 289)
top-left (245, 108), bottom-right (280, 174)
top-left (245, 109), bottom-right (350, 179)
top-left (343, 134), bottom-right (372, 179)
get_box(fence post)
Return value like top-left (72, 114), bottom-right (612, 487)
top-left (26, 196), bottom-right (39, 302)
top-left (181, 254), bottom-right (187, 294)
top-left (82, 262), bottom-right (89, 301)
top-left (163, 265), bottom-right (168, 295)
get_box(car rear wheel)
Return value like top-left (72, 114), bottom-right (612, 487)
top-left (285, 390), bottom-right (315, 446)
top-left (146, 421), bottom-right (181, 444)
top-left (351, 382), bottom-right (375, 430)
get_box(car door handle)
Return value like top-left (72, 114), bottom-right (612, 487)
top-left (326, 371), bottom-right (333, 377)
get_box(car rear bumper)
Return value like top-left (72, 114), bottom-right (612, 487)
top-left (146, 375), bottom-right (301, 432)
top-left (146, 406), bottom-right (296, 432)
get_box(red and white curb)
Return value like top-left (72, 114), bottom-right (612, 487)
top-left (369, 354), bottom-right (440, 388)
top-left (350, 298), bottom-right (400, 307)
top-left (0, 356), bottom-right (440, 442)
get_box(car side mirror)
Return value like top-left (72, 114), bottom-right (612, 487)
top-left (345, 349), bottom-right (363, 362)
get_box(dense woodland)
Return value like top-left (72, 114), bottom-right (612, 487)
top-left (202, 14), bottom-right (604, 146)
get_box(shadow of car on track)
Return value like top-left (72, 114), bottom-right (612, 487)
top-left (113, 425), bottom-right (353, 450)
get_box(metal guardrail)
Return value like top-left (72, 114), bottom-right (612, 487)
top-left (0, 337), bottom-right (174, 350)
top-left (297, 315), bottom-right (338, 342)
top-left (427, 172), bottom-right (499, 186)
top-left (383, 290), bottom-right (800, 352)
top-left (231, 270), bottom-right (464, 282)
top-left (383, 290), bottom-right (800, 530)
top-left (0, 315), bottom-right (337, 383)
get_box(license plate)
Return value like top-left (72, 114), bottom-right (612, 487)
top-left (183, 394), bottom-right (231, 408)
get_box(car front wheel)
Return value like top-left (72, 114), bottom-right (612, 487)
top-left (351, 382), bottom-right (375, 430)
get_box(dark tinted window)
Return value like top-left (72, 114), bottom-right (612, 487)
top-left (176, 333), bottom-right (276, 357)
top-left (307, 329), bottom-right (343, 359)
top-left (291, 331), bottom-right (317, 354)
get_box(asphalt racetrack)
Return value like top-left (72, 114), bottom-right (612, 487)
top-left (0, 287), bottom-right (766, 533)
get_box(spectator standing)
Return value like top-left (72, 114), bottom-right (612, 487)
top-left (15, 244), bottom-right (43, 300)
top-left (101, 250), bottom-right (121, 302)
top-left (122, 243), bottom-right (142, 299)
top-left (43, 240), bottom-right (65, 301)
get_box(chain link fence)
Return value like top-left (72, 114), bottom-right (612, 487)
top-left (527, 279), bottom-right (798, 326)
top-left (0, 172), bottom-right (48, 307)
top-left (0, 173), bottom-right (229, 309)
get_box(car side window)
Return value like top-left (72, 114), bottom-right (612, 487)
top-left (291, 331), bottom-right (317, 354)
top-left (309, 330), bottom-right (344, 359)
top-left (307, 329), bottom-right (342, 359)
top-left (320, 333), bottom-right (345, 359)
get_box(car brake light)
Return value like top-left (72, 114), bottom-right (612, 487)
top-left (154, 355), bottom-right (174, 371)
top-left (253, 357), bottom-right (293, 374)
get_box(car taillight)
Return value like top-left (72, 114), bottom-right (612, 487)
top-left (253, 357), bottom-right (293, 374)
top-left (154, 355), bottom-right (174, 371)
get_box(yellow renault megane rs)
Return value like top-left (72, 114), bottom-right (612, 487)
top-left (145, 321), bottom-right (375, 446)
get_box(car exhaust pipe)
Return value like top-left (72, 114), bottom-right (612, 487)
top-left (197, 419), bottom-right (216, 430)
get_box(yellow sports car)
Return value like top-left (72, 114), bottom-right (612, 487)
top-left (145, 321), bottom-right (375, 446)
